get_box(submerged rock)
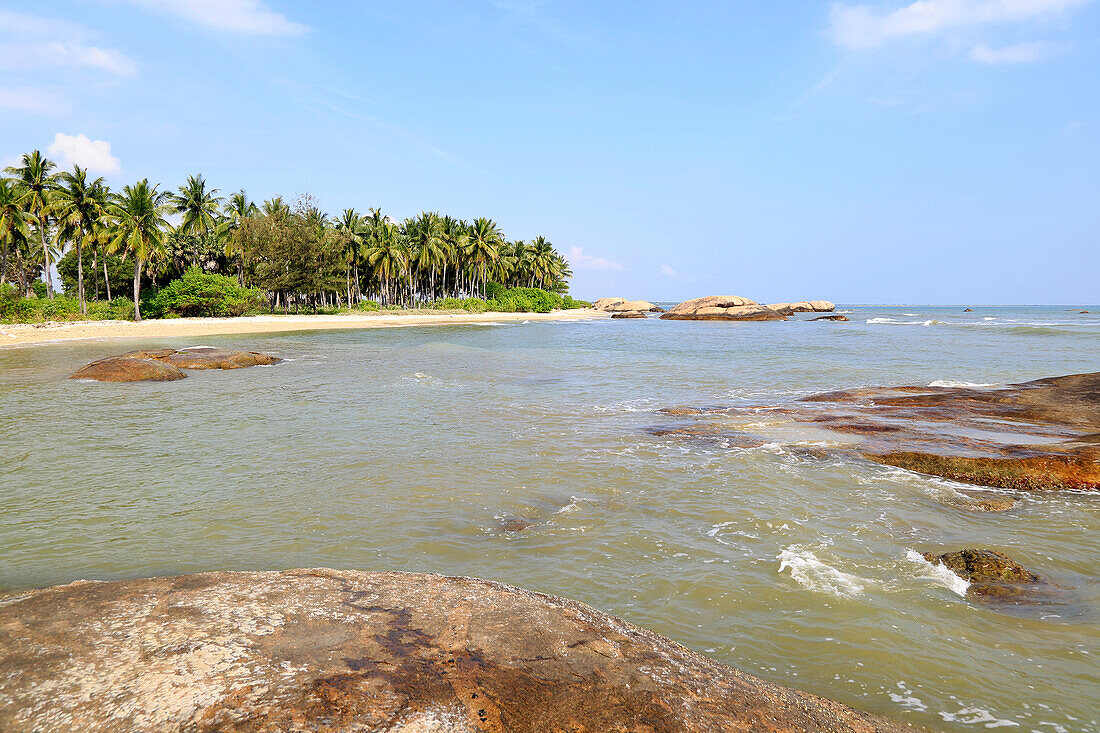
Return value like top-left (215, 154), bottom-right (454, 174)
top-left (611, 311), bottom-right (647, 319)
top-left (70, 347), bottom-right (282, 381)
top-left (810, 314), bottom-right (849, 322)
top-left (661, 296), bottom-right (787, 321)
top-left (921, 549), bottom-right (1045, 601)
top-left (0, 569), bottom-right (907, 732)
top-left (964, 308), bottom-right (973, 312)
top-left (938, 492), bottom-right (1020, 512)
top-left (69, 356), bottom-right (187, 382)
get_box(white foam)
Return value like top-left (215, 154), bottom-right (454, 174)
top-left (555, 496), bottom-right (596, 514)
top-left (865, 317), bottom-right (939, 326)
top-left (777, 546), bottom-right (865, 597)
top-left (927, 379), bottom-right (997, 388)
top-left (938, 707), bottom-right (1019, 727)
top-left (906, 550), bottom-right (969, 597)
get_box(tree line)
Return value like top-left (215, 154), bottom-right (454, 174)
top-left (0, 150), bottom-right (574, 320)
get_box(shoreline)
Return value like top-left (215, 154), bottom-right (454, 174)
top-left (0, 309), bottom-right (607, 347)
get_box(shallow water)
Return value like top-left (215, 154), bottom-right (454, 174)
top-left (2, 305), bottom-right (1098, 731)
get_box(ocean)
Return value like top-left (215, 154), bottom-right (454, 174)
top-left (2, 305), bottom-right (1097, 730)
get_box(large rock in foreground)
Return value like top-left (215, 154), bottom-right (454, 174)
top-left (660, 296), bottom-right (787, 321)
top-left (69, 356), bottom-right (187, 382)
top-left (161, 346), bottom-right (282, 370)
top-left (0, 569), bottom-right (907, 732)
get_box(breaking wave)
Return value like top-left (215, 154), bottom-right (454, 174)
top-left (777, 546), bottom-right (866, 597)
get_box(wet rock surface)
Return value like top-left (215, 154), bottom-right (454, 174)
top-left (70, 347), bottom-right (282, 381)
top-left (921, 549), bottom-right (1049, 602)
top-left (69, 356), bottom-right (187, 382)
top-left (650, 373), bottom-right (1100, 492)
top-left (611, 311), bottom-right (647, 319)
top-left (810, 314), bottom-right (849, 322)
top-left (0, 569), bottom-right (908, 732)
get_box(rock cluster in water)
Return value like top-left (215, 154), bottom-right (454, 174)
top-left (70, 347), bottom-right (282, 382)
top-left (922, 549), bottom-right (1048, 602)
top-left (0, 569), bottom-right (908, 732)
top-left (657, 296), bottom-right (835, 321)
top-left (593, 297), bottom-right (663, 317)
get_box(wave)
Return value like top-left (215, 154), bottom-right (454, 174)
top-left (777, 546), bottom-right (865, 597)
top-left (865, 318), bottom-right (941, 326)
top-left (555, 496), bottom-right (596, 514)
top-left (927, 379), bottom-right (997, 388)
top-left (905, 550), bottom-right (969, 597)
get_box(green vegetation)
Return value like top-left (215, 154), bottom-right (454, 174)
top-left (0, 150), bottom-right (585, 323)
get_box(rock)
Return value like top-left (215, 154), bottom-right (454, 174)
top-left (810, 315), bottom-right (849, 322)
top-left (69, 356), bottom-right (187, 383)
top-left (495, 516), bottom-right (535, 532)
top-left (161, 346), bottom-right (282, 370)
top-left (611, 311), bottom-right (647, 319)
top-left (765, 302), bottom-right (814, 315)
top-left (964, 308), bottom-right (973, 312)
top-left (938, 493), bottom-right (1019, 512)
top-left (0, 569), bottom-right (907, 732)
top-left (921, 549), bottom-right (1041, 599)
top-left (808, 301), bottom-right (835, 312)
top-left (593, 297), bottom-right (627, 311)
top-left (661, 296), bottom-right (787, 321)
top-left (1080, 310), bottom-right (1090, 314)
top-left (605, 299), bottom-right (660, 312)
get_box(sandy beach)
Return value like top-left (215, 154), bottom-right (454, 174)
top-left (0, 309), bottom-right (606, 347)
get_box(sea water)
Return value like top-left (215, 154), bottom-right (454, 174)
top-left (1, 305), bottom-right (1097, 730)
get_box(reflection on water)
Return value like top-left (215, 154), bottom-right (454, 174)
top-left (1, 305), bottom-right (1098, 731)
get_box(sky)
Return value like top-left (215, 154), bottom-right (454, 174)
top-left (1, 0), bottom-right (1097, 304)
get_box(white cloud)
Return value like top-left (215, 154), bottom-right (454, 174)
top-left (0, 10), bottom-right (138, 76)
top-left (129, 0), bottom-right (307, 36)
top-left (827, 0), bottom-right (1089, 49)
top-left (568, 246), bottom-right (624, 272)
top-left (969, 40), bottom-right (1048, 62)
top-left (0, 87), bottom-right (69, 114)
top-left (48, 133), bottom-right (121, 175)
top-left (660, 265), bottom-right (677, 277)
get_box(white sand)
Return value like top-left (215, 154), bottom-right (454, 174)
top-left (0, 309), bottom-right (607, 347)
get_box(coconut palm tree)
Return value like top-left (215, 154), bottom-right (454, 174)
top-left (108, 180), bottom-right (170, 321)
top-left (464, 217), bottom-right (503, 298)
top-left (219, 190), bottom-right (257, 285)
top-left (52, 166), bottom-right (109, 313)
top-left (262, 196), bottom-right (290, 219)
top-left (407, 212), bottom-right (445, 301)
top-left (5, 151), bottom-right (57, 297)
top-left (171, 174), bottom-right (223, 237)
top-left (362, 216), bottom-right (405, 306)
top-left (0, 180), bottom-right (33, 288)
top-left (336, 208), bottom-right (363, 304)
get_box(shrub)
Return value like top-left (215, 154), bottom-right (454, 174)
top-left (356, 300), bottom-right (381, 311)
top-left (561, 295), bottom-right (591, 309)
top-left (146, 268), bottom-right (264, 318)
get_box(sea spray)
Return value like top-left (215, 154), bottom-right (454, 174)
top-left (777, 546), bottom-right (865, 597)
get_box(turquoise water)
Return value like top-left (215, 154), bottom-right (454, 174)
top-left (2, 305), bottom-right (1098, 730)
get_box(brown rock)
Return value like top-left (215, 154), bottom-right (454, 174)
top-left (605, 299), bottom-right (660, 312)
top-left (810, 315), bottom-right (849, 322)
top-left (661, 296), bottom-right (787, 321)
top-left (69, 356), bottom-right (187, 382)
top-left (593, 297), bottom-right (627, 311)
top-left (938, 493), bottom-right (1019, 512)
top-left (161, 347), bottom-right (283, 370)
top-left (920, 549), bottom-right (1041, 599)
top-left (0, 570), bottom-right (908, 732)
top-left (765, 302), bottom-right (813, 315)
top-left (808, 301), bottom-right (836, 312)
top-left (964, 308), bottom-right (973, 312)
top-left (611, 311), bottom-right (647, 319)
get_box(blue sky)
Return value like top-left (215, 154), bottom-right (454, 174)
top-left (1, 1), bottom-right (1097, 304)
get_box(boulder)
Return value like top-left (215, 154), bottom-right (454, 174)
top-left (964, 308), bottom-right (973, 312)
top-left (921, 549), bottom-right (1043, 600)
top-left (611, 311), bottom-right (647, 319)
top-left (593, 297), bottom-right (627, 311)
top-left (605, 299), bottom-right (660, 312)
top-left (69, 356), bottom-right (187, 383)
top-left (808, 301), bottom-right (836, 312)
top-left (660, 296), bottom-right (787, 321)
top-left (0, 569), bottom-right (907, 732)
top-left (810, 315), bottom-right (849, 322)
top-left (161, 346), bottom-right (282, 370)
top-left (765, 302), bottom-right (814, 315)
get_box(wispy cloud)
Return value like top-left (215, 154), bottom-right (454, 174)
top-left (493, 0), bottom-right (594, 44)
top-left (0, 87), bottom-right (69, 114)
top-left (0, 9), bottom-right (138, 77)
top-left (827, 0), bottom-right (1089, 50)
top-left (660, 264), bottom-right (688, 280)
top-left (969, 40), bottom-right (1049, 63)
top-left (568, 246), bottom-right (624, 272)
top-left (126, 0), bottom-right (307, 36)
top-left (48, 133), bottom-right (121, 175)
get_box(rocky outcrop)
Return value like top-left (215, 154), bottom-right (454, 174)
top-left (70, 347), bottom-right (282, 382)
top-left (161, 346), bottom-right (282, 370)
top-left (765, 301), bottom-right (835, 315)
top-left (660, 296), bottom-right (787, 321)
top-left (811, 315), bottom-right (849, 322)
top-left (595, 298), bottom-right (661, 313)
top-left (651, 372), bottom-right (1100, 493)
top-left (921, 549), bottom-right (1043, 600)
top-left (611, 311), bottom-right (647, 319)
top-left (70, 356), bottom-right (187, 382)
top-left (0, 569), bottom-right (908, 732)
top-left (593, 297), bottom-right (626, 311)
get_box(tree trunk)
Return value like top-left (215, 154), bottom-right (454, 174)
top-left (92, 246), bottom-right (99, 300)
top-left (39, 220), bottom-right (53, 298)
top-left (0, 237), bottom-right (8, 285)
top-left (104, 256), bottom-right (112, 301)
top-left (77, 237), bottom-right (86, 314)
top-left (133, 257), bottom-right (142, 321)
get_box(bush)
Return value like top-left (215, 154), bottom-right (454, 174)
top-left (355, 300), bottom-right (381, 312)
top-left (146, 268), bottom-right (264, 318)
top-left (561, 295), bottom-right (591, 309)
top-left (0, 284), bottom-right (137, 323)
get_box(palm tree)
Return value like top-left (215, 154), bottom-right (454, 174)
top-left (408, 212), bottom-right (445, 301)
top-left (362, 216), bottom-right (405, 306)
top-left (108, 180), bottom-right (170, 321)
top-left (464, 217), bottom-right (503, 298)
top-left (219, 190), bottom-right (257, 285)
top-left (171, 174), bottom-right (223, 237)
top-left (52, 166), bottom-right (108, 314)
top-left (262, 196), bottom-right (290, 219)
top-left (0, 180), bottom-right (33, 289)
top-left (336, 208), bottom-right (363, 304)
top-left (5, 151), bottom-right (57, 297)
